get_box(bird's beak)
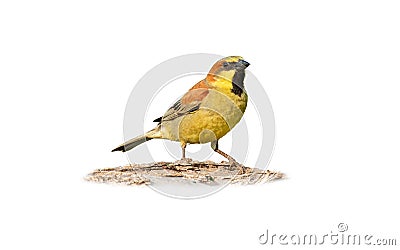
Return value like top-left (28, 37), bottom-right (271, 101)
top-left (239, 59), bottom-right (250, 68)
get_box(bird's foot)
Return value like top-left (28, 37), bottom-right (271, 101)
top-left (226, 158), bottom-right (246, 175)
top-left (175, 158), bottom-right (193, 165)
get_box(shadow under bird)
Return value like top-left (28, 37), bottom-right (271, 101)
top-left (112, 56), bottom-right (250, 169)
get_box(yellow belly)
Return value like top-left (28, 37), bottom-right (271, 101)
top-left (178, 109), bottom-right (231, 144)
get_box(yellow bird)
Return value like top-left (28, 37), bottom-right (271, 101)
top-left (112, 56), bottom-right (250, 167)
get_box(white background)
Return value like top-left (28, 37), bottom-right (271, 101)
top-left (1, 0), bottom-right (399, 249)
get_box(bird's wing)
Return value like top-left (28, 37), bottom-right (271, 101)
top-left (157, 87), bottom-right (209, 122)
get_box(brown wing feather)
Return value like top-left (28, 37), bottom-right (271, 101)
top-left (181, 88), bottom-right (209, 104)
top-left (158, 80), bottom-right (210, 122)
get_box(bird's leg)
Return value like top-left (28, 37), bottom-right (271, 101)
top-left (181, 142), bottom-right (186, 159)
top-left (211, 140), bottom-right (245, 174)
top-left (178, 141), bottom-right (192, 163)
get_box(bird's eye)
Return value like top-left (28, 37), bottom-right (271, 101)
top-left (223, 62), bottom-right (229, 67)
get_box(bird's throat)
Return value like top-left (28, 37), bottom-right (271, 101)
top-left (231, 70), bottom-right (245, 96)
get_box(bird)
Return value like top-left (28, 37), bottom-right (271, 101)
top-left (112, 56), bottom-right (250, 171)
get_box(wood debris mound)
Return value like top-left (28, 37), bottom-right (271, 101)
top-left (85, 160), bottom-right (284, 186)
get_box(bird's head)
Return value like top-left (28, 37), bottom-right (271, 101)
top-left (206, 56), bottom-right (250, 90)
top-left (206, 56), bottom-right (250, 93)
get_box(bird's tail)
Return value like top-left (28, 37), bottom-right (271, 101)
top-left (111, 126), bottom-right (162, 152)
